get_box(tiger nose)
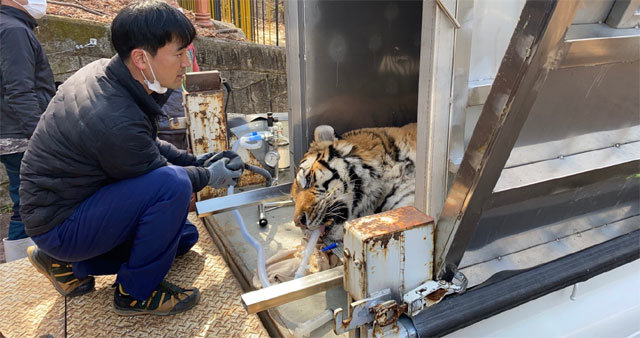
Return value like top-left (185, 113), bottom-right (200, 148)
top-left (295, 213), bottom-right (308, 228)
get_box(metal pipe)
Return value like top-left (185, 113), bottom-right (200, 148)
top-left (196, 183), bottom-right (292, 217)
top-left (241, 266), bottom-right (344, 314)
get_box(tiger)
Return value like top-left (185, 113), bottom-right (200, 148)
top-left (291, 123), bottom-right (418, 241)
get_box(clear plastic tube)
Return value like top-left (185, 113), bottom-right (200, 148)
top-left (239, 134), bottom-right (263, 149)
top-left (229, 139), bottom-right (270, 287)
top-left (239, 131), bottom-right (272, 150)
top-left (294, 228), bottom-right (322, 279)
top-left (293, 309), bottom-right (334, 337)
top-left (228, 185), bottom-right (271, 288)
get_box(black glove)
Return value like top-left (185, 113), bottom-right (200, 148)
top-left (194, 152), bottom-right (215, 166)
top-left (203, 150), bottom-right (242, 167)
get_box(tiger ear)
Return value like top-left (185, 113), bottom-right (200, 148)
top-left (314, 125), bottom-right (336, 143)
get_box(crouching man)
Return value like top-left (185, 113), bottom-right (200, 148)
top-left (20, 0), bottom-right (241, 316)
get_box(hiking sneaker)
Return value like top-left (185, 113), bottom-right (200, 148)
top-left (26, 246), bottom-right (95, 297)
top-left (113, 280), bottom-right (200, 316)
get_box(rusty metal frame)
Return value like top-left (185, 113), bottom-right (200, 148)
top-left (434, 0), bottom-right (582, 281)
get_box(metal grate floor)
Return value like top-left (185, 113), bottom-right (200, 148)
top-left (0, 213), bottom-right (268, 337)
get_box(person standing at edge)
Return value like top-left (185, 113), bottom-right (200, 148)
top-left (0, 0), bottom-right (55, 261)
top-left (21, 0), bottom-right (243, 316)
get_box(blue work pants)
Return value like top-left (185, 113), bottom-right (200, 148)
top-left (0, 152), bottom-right (27, 240)
top-left (31, 166), bottom-right (198, 300)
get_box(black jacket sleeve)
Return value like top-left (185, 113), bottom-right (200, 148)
top-left (156, 138), bottom-right (197, 166)
top-left (0, 27), bottom-right (41, 138)
top-left (94, 116), bottom-right (210, 192)
top-left (156, 140), bottom-right (210, 191)
top-left (183, 166), bottom-right (210, 192)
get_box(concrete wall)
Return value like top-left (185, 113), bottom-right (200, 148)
top-left (36, 15), bottom-right (288, 114)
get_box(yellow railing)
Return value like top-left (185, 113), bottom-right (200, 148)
top-left (178, 0), bottom-right (258, 43)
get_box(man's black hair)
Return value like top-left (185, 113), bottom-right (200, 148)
top-left (111, 0), bottom-right (196, 61)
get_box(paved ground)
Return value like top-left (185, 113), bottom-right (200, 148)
top-left (0, 213), bottom-right (268, 337)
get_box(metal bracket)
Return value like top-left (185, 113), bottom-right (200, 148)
top-left (169, 117), bottom-right (188, 130)
top-left (333, 289), bottom-right (394, 335)
top-left (403, 271), bottom-right (468, 317)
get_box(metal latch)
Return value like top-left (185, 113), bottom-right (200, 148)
top-left (372, 300), bottom-right (408, 327)
top-left (333, 289), bottom-right (394, 335)
top-left (403, 271), bottom-right (468, 317)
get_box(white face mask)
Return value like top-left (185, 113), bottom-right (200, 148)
top-left (13, 0), bottom-right (47, 20)
top-left (140, 50), bottom-right (168, 94)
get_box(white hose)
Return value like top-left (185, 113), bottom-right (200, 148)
top-left (229, 137), bottom-right (270, 288)
top-left (294, 228), bottom-right (322, 279)
top-left (228, 185), bottom-right (270, 288)
top-left (293, 309), bottom-right (334, 337)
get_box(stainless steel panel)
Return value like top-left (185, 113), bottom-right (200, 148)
top-left (474, 172), bottom-right (639, 255)
top-left (459, 215), bottom-right (640, 288)
top-left (573, 0), bottom-right (615, 24)
top-left (497, 141), bottom-right (639, 196)
top-left (284, 0), bottom-right (307, 168)
top-left (301, 0), bottom-right (421, 141)
top-left (447, 0), bottom-right (475, 185)
top-left (468, 0), bottom-right (526, 83)
top-left (467, 83), bottom-right (491, 107)
top-left (415, 0), bottom-right (457, 219)
top-left (561, 36), bottom-right (640, 68)
top-left (435, 0), bottom-right (582, 280)
top-left (458, 144), bottom-right (640, 287)
top-left (512, 60), bottom-right (640, 149)
top-left (505, 127), bottom-right (640, 168)
top-left (606, 0), bottom-right (640, 28)
top-left (566, 22), bottom-right (640, 39)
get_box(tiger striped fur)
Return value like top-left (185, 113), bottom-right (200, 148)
top-left (291, 123), bottom-right (417, 241)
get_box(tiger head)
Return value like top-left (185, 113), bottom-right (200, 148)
top-left (291, 125), bottom-right (355, 241)
top-left (291, 122), bottom-right (417, 242)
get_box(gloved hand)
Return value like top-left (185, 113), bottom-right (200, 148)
top-left (203, 150), bottom-right (241, 167)
top-left (206, 157), bottom-right (244, 188)
top-left (194, 152), bottom-right (215, 166)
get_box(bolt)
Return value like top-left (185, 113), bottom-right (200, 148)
top-left (614, 143), bottom-right (620, 148)
top-left (343, 248), bottom-right (351, 258)
top-left (497, 256), bottom-right (502, 261)
top-left (558, 155), bottom-right (564, 159)
top-left (438, 280), bottom-right (447, 286)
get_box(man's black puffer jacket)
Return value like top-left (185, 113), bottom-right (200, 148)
top-left (0, 5), bottom-right (55, 139)
top-left (20, 55), bottom-right (210, 237)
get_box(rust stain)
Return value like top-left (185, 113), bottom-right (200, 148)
top-left (426, 288), bottom-right (447, 302)
top-left (372, 302), bottom-right (407, 327)
top-left (341, 317), bottom-right (352, 326)
top-left (348, 207), bottom-right (433, 241)
top-left (366, 231), bottom-right (402, 250)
